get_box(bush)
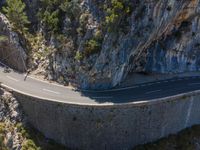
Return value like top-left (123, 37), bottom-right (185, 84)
top-left (0, 123), bottom-right (8, 150)
top-left (38, 0), bottom-right (81, 33)
top-left (60, 0), bottom-right (81, 20)
top-left (79, 13), bottom-right (90, 27)
top-left (104, 0), bottom-right (133, 32)
top-left (84, 39), bottom-right (101, 57)
top-left (37, 0), bottom-right (61, 33)
top-left (22, 139), bottom-right (41, 150)
top-left (3, 0), bottom-right (30, 34)
top-left (16, 123), bottom-right (30, 138)
top-left (0, 35), bottom-right (8, 42)
top-left (75, 51), bottom-right (83, 61)
top-left (41, 10), bottom-right (59, 32)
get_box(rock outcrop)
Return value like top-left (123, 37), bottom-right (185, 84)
top-left (1, 0), bottom-right (200, 89)
top-left (45, 0), bottom-right (200, 89)
top-left (0, 88), bottom-right (25, 150)
top-left (0, 88), bottom-right (67, 150)
top-left (0, 13), bottom-right (27, 72)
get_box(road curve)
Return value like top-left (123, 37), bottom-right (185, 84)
top-left (1, 66), bottom-right (200, 105)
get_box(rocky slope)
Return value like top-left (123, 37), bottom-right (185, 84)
top-left (1, 0), bottom-right (200, 89)
top-left (0, 88), bottom-right (24, 150)
top-left (0, 88), bottom-right (66, 150)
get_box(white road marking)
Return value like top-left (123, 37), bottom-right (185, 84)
top-left (92, 96), bottom-right (113, 99)
top-left (26, 75), bottom-right (74, 90)
top-left (156, 82), bottom-right (161, 84)
top-left (43, 89), bottom-right (60, 95)
top-left (145, 90), bottom-right (161, 94)
top-left (6, 76), bottom-right (19, 82)
top-left (189, 83), bottom-right (200, 86)
top-left (1, 84), bottom-right (113, 105)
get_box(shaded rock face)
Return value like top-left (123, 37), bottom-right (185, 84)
top-left (127, 0), bottom-right (200, 74)
top-left (0, 0), bottom-right (5, 7)
top-left (64, 0), bottom-right (200, 89)
top-left (0, 13), bottom-right (27, 72)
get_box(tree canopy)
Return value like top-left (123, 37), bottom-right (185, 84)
top-left (3, 0), bottom-right (30, 34)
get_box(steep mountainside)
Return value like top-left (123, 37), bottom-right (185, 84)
top-left (0, 0), bottom-right (200, 89)
top-left (0, 88), bottom-right (67, 150)
top-left (0, 13), bottom-right (27, 72)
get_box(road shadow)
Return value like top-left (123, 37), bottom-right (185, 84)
top-left (76, 87), bottom-right (148, 104)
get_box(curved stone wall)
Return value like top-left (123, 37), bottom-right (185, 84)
top-left (10, 90), bottom-right (200, 150)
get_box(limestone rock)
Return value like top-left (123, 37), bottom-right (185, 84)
top-left (0, 13), bottom-right (27, 72)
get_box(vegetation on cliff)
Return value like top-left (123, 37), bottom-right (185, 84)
top-left (1, 0), bottom-right (200, 90)
top-left (2, 0), bottom-right (134, 56)
top-left (2, 0), bottom-right (30, 34)
top-left (0, 0), bottom-right (136, 88)
top-left (0, 88), bottom-right (66, 150)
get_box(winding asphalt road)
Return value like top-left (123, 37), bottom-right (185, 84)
top-left (1, 66), bottom-right (200, 105)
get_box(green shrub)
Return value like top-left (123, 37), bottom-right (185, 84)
top-left (0, 35), bottom-right (8, 42)
top-left (60, 0), bottom-right (81, 20)
top-left (0, 123), bottom-right (6, 134)
top-left (16, 123), bottom-right (30, 138)
top-left (37, 0), bottom-right (61, 33)
top-left (0, 123), bottom-right (8, 150)
top-left (79, 13), bottom-right (90, 27)
top-left (94, 29), bottom-right (103, 42)
top-left (41, 10), bottom-right (59, 32)
top-left (38, 0), bottom-right (81, 33)
top-left (84, 39), bottom-right (101, 57)
top-left (22, 139), bottom-right (41, 150)
top-left (104, 0), bottom-right (133, 32)
top-left (75, 51), bottom-right (83, 61)
top-left (3, 0), bottom-right (30, 34)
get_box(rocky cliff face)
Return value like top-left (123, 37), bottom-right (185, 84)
top-left (0, 88), bottom-right (67, 149)
top-left (1, 0), bottom-right (200, 89)
top-left (0, 13), bottom-right (27, 72)
top-left (0, 88), bottom-right (26, 149)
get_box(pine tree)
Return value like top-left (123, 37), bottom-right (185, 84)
top-left (3, 0), bottom-right (30, 34)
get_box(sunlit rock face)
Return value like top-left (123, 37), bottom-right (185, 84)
top-left (0, 13), bottom-right (27, 72)
top-left (79, 0), bottom-right (200, 89)
top-left (1, 0), bottom-right (200, 89)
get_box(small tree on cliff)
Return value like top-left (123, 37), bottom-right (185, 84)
top-left (3, 0), bottom-right (30, 34)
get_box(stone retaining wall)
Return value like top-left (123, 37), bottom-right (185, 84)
top-left (10, 90), bottom-right (200, 150)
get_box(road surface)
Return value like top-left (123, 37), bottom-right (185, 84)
top-left (0, 66), bottom-right (200, 105)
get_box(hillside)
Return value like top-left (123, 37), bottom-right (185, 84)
top-left (1, 0), bottom-right (200, 150)
top-left (0, 0), bottom-right (200, 89)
